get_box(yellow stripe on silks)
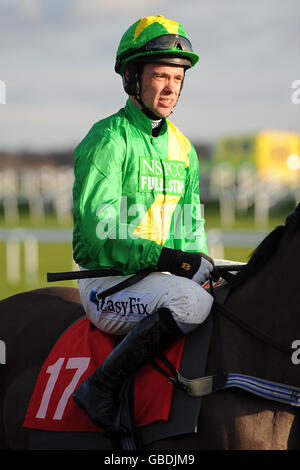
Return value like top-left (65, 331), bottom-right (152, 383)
top-left (167, 120), bottom-right (190, 168)
top-left (134, 121), bottom-right (190, 245)
top-left (134, 194), bottom-right (180, 245)
top-left (134, 16), bottom-right (179, 40)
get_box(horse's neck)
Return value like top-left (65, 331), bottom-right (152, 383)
top-left (222, 227), bottom-right (300, 385)
top-left (227, 227), bottom-right (299, 319)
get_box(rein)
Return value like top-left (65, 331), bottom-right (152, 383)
top-left (153, 270), bottom-right (293, 396)
top-left (209, 276), bottom-right (292, 356)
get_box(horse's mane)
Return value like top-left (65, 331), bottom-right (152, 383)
top-left (227, 203), bottom-right (300, 291)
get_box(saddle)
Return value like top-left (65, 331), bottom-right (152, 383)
top-left (23, 311), bottom-right (214, 449)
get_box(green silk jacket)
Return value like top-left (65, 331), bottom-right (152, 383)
top-left (72, 98), bottom-right (208, 274)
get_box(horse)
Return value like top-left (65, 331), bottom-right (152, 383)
top-left (1, 203), bottom-right (300, 450)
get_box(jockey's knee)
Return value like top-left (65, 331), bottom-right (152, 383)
top-left (163, 276), bottom-right (214, 334)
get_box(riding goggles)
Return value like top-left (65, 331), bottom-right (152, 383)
top-left (140, 34), bottom-right (193, 53)
top-left (115, 34), bottom-right (194, 72)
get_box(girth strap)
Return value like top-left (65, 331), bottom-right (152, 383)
top-left (171, 371), bottom-right (300, 407)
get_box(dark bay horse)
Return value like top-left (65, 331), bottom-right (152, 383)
top-left (1, 203), bottom-right (300, 450)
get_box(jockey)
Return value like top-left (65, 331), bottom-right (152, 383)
top-left (72, 15), bottom-right (214, 435)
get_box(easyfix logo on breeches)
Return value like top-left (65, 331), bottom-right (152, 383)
top-left (89, 288), bottom-right (151, 319)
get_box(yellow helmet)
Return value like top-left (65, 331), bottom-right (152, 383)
top-left (115, 15), bottom-right (199, 75)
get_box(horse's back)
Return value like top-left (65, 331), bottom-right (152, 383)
top-left (0, 286), bottom-right (84, 376)
top-left (0, 287), bottom-right (85, 449)
top-left (0, 286), bottom-right (81, 306)
top-left (0, 285), bottom-right (82, 322)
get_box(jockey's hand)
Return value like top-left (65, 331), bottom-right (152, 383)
top-left (157, 247), bottom-right (214, 285)
top-left (191, 255), bottom-right (214, 285)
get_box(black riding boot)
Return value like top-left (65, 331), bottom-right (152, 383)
top-left (73, 308), bottom-right (183, 435)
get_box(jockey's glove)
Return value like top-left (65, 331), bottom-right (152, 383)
top-left (157, 247), bottom-right (214, 286)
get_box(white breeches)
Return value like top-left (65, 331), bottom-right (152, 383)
top-left (78, 271), bottom-right (214, 336)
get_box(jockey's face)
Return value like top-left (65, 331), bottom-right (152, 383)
top-left (137, 63), bottom-right (185, 119)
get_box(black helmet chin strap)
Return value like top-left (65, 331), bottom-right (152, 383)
top-left (129, 65), bottom-right (164, 120)
top-left (135, 74), bottom-right (183, 121)
top-left (136, 95), bottom-right (164, 120)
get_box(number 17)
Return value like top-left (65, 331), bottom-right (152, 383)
top-left (35, 357), bottom-right (90, 420)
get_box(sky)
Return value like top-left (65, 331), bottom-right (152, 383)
top-left (0, 0), bottom-right (299, 152)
